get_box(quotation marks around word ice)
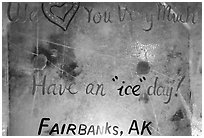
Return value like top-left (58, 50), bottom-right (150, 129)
top-left (139, 76), bottom-right (146, 82)
top-left (112, 76), bottom-right (118, 82)
top-left (112, 76), bottom-right (126, 84)
top-left (42, 2), bottom-right (80, 31)
top-left (112, 76), bottom-right (125, 84)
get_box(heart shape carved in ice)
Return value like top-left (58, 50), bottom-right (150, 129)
top-left (42, 2), bottom-right (80, 31)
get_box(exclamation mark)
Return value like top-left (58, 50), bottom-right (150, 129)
top-left (175, 75), bottom-right (185, 97)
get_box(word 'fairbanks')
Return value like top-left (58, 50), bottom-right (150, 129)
top-left (38, 118), bottom-right (152, 136)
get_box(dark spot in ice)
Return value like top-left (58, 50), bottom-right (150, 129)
top-left (170, 109), bottom-right (184, 122)
top-left (59, 61), bottom-right (82, 81)
top-left (170, 107), bottom-right (191, 135)
top-left (136, 61), bottom-right (150, 75)
top-left (33, 54), bottom-right (47, 70)
top-left (31, 33), bottom-right (70, 69)
top-left (31, 46), bottom-right (58, 68)
top-left (31, 33), bottom-right (81, 82)
top-left (138, 92), bottom-right (149, 103)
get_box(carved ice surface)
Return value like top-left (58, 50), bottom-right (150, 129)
top-left (2, 2), bottom-right (202, 136)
